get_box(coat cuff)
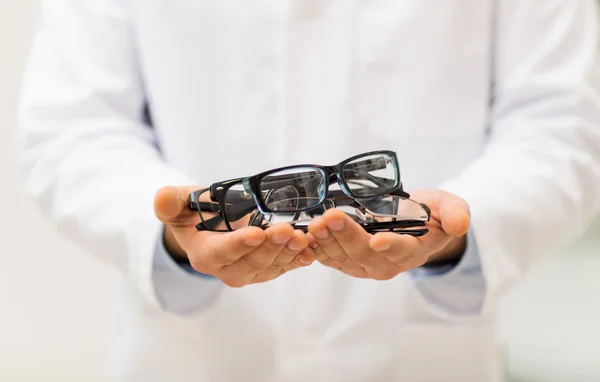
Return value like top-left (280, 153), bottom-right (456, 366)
top-left (408, 229), bottom-right (487, 320)
top-left (149, 225), bottom-right (223, 315)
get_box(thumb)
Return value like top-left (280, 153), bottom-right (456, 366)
top-left (438, 191), bottom-right (471, 237)
top-left (154, 186), bottom-right (198, 226)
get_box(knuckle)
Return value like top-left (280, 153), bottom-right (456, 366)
top-left (244, 257), bottom-right (269, 273)
top-left (272, 256), bottom-right (293, 268)
top-left (288, 258), bottom-right (304, 269)
top-left (271, 260), bottom-right (287, 268)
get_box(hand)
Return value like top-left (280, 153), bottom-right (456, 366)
top-left (154, 186), bottom-right (316, 287)
top-left (306, 190), bottom-right (470, 280)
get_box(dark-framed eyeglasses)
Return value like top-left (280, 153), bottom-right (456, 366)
top-left (242, 150), bottom-right (401, 215)
top-left (254, 189), bottom-right (431, 236)
top-left (188, 183), bottom-right (430, 236)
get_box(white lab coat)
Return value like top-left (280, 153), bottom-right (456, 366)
top-left (17, 0), bottom-right (600, 381)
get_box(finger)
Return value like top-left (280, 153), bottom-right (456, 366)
top-left (253, 247), bottom-right (316, 284)
top-left (312, 246), bottom-right (343, 272)
top-left (253, 230), bottom-right (309, 283)
top-left (271, 229), bottom-right (310, 268)
top-left (282, 248), bottom-right (316, 272)
top-left (154, 186), bottom-right (201, 227)
top-left (319, 209), bottom-right (399, 277)
top-left (197, 226), bottom-right (267, 269)
top-left (308, 216), bottom-right (367, 277)
top-left (438, 192), bottom-right (471, 237)
top-left (370, 231), bottom-right (421, 253)
top-left (306, 232), bottom-right (319, 250)
top-left (255, 245), bottom-right (316, 283)
top-left (320, 209), bottom-right (372, 261)
top-left (296, 247), bottom-right (317, 266)
top-left (305, 233), bottom-right (339, 269)
top-left (369, 232), bottom-right (429, 270)
top-left (221, 224), bottom-right (295, 278)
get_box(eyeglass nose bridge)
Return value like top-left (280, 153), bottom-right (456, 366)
top-left (323, 166), bottom-right (338, 180)
top-left (325, 171), bottom-right (352, 201)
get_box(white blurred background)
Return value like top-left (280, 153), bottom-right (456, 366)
top-left (1, 1), bottom-right (600, 381)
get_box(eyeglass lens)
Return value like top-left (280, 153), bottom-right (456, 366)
top-left (356, 195), bottom-right (429, 221)
top-left (329, 195), bottom-right (429, 224)
top-left (254, 199), bottom-right (335, 228)
top-left (341, 153), bottom-right (398, 198)
top-left (258, 167), bottom-right (327, 212)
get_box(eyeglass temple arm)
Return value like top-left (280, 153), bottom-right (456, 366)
top-left (290, 223), bottom-right (429, 237)
top-left (343, 156), bottom-right (390, 173)
top-left (187, 189), bottom-right (224, 230)
top-left (342, 170), bottom-right (398, 191)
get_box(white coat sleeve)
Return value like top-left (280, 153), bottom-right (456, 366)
top-left (152, 229), bottom-right (224, 314)
top-left (439, 0), bottom-right (600, 316)
top-left (409, 230), bottom-right (486, 320)
top-left (17, 0), bottom-right (212, 312)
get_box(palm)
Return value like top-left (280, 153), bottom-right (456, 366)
top-left (306, 189), bottom-right (470, 280)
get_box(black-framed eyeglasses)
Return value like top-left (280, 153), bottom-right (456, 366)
top-left (242, 150), bottom-right (401, 215)
top-left (188, 182), bottom-right (430, 236)
top-left (254, 189), bottom-right (431, 236)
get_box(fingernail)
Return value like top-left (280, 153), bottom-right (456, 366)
top-left (313, 229), bottom-right (329, 240)
top-left (326, 218), bottom-right (344, 232)
top-left (271, 233), bottom-right (291, 245)
top-left (287, 241), bottom-right (304, 252)
top-left (245, 236), bottom-right (265, 247)
top-left (310, 243), bottom-right (320, 249)
top-left (299, 257), bottom-right (313, 265)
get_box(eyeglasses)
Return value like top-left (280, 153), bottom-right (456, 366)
top-left (255, 190), bottom-right (431, 236)
top-left (242, 150), bottom-right (402, 215)
top-left (188, 183), bottom-right (430, 236)
top-left (187, 151), bottom-right (430, 236)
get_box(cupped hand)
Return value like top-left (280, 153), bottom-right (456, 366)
top-left (306, 189), bottom-right (471, 280)
top-left (154, 186), bottom-right (316, 287)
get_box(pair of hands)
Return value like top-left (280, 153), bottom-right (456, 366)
top-left (154, 186), bottom-right (471, 288)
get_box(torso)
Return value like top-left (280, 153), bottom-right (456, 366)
top-left (117, 1), bottom-right (501, 380)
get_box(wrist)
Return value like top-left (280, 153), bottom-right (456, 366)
top-left (423, 234), bottom-right (467, 268)
top-left (163, 225), bottom-right (189, 263)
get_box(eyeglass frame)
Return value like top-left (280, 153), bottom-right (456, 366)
top-left (188, 181), bottom-right (430, 236)
top-left (242, 150), bottom-right (402, 215)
